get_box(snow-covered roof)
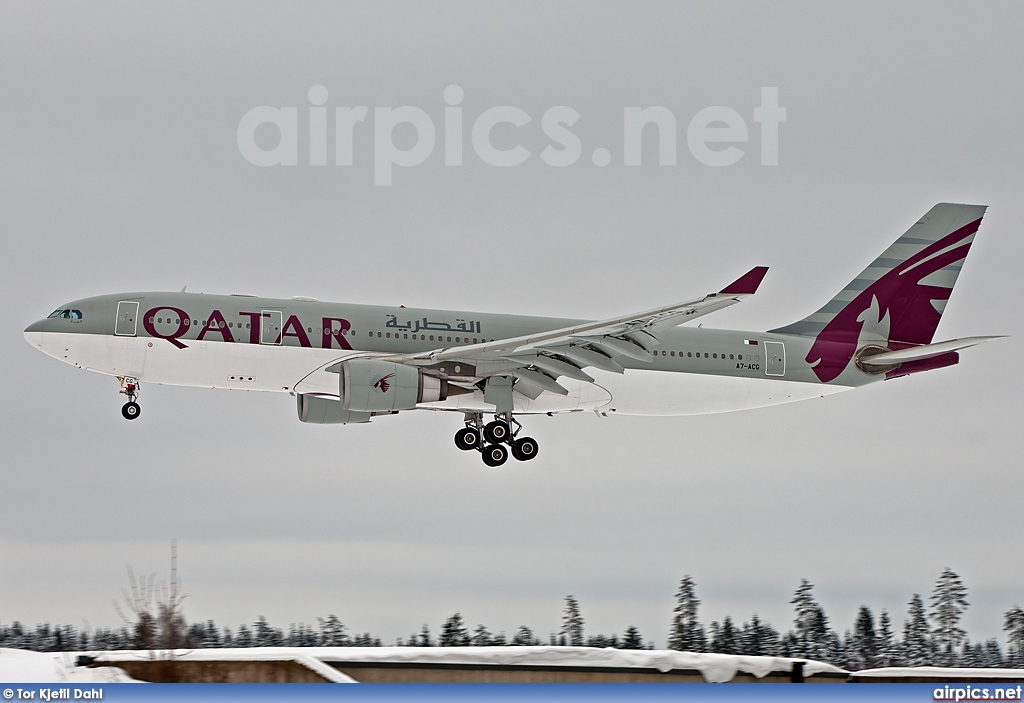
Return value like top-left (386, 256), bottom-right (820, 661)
top-left (854, 666), bottom-right (1024, 680)
top-left (0, 648), bottom-right (140, 683)
top-left (91, 646), bottom-right (846, 683)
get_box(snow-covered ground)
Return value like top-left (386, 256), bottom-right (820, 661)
top-left (0, 648), bottom-right (140, 683)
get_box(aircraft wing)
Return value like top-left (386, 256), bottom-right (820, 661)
top-left (387, 267), bottom-right (768, 397)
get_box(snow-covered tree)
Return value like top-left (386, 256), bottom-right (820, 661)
top-left (417, 624), bottom-right (433, 647)
top-left (253, 616), bottom-right (282, 647)
top-left (877, 609), bottom-right (899, 667)
top-left (200, 620), bottom-right (221, 648)
top-left (511, 625), bottom-right (538, 646)
top-left (561, 596), bottom-right (584, 646)
top-left (982, 639), bottom-right (1005, 668)
top-left (1004, 606), bottom-right (1024, 668)
top-left (902, 593), bottom-right (931, 666)
top-left (621, 626), bottom-right (644, 650)
top-left (789, 580), bottom-right (837, 663)
top-left (668, 576), bottom-right (706, 652)
top-left (740, 613), bottom-right (780, 656)
top-left (709, 616), bottom-right (739, 654)
top-left (852, 606), bottom-right (878, 669)
top-left (317, 614), bottom-right (349, 646)
top-left (586, 633), bottom-right (619, 648)
top-left (471, 624), bottom-right (492, 646)
top-left (235, 624), bottom-right (253, 647)
top-left (930, 568), bottom-right (969, 666)
top-left (439, 613), bottom-right (470, 646)
top-left (790, 579), bottom-right (818, 657)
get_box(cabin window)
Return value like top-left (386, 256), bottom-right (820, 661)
top-left (447, 336), bottom-right (452, 342)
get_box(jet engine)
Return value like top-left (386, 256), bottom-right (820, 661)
top-left (340, 358), bottom-right (449, 413)
top-left (296, 393), bottom-right (372, 424)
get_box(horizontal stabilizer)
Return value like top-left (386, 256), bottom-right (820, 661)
top-left (859, 336), bottom-right (1004, 366)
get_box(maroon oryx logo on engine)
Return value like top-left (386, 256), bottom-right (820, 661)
top-left (372, 373), bottom-right (396, 394)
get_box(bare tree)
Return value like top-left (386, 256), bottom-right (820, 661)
top-left (113, 540), bottom-right (191, 652)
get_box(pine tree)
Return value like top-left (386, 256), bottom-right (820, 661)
top-left (253, 616), bottom-right (282, 647)
top-left (439, 613), bottom-right (470, 646)
top-left (317, 615), bottom-right (348, 646)
top-left (853, 606), bottom-right (878, 670)
top-left (1004, 606), bottom-right (1024, 668)
top-left (202, 620), bottom-right (221, 648)
top-left (511, 625), bottom-right (537, 646)
top-left (741, 613), bottom-right (780, 656)
top-left (903, 593), bottom-right (931, 666)
top-left (561, 596), bottom-right (584, 647)
top-left (418, 624), bottom-right (433, 647)
top-left (930, 568), bottom-right (970, 666)
top-left (710, 616), bottom-right (739, 654)
top-left (668, 576), bottom-right (706, 652)
top-left (790, 579), bottom-right (818, 657)
top-left (621, 626), bottom-right (644, 650)
top-left (471, 624), bottom-right (492, 646)
top-left (982, 639), bottom-right (1005, 668)
top-left (235, 624), bottom-right (253, 647)
top-left (877, 609), bottom-right (898, 667)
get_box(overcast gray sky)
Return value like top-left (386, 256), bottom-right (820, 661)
top-left (2, 1), bottom-right (1022, 646)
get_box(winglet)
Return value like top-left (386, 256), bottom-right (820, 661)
top-left (719, 266), bottom-right (769, 296)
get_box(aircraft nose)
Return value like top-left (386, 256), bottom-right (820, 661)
top-left (24, 320), bottom-right (45, 348)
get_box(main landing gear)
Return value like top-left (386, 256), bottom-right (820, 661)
top-left (118, 376), bottom-right (141, 420)
top-left (453, 413), bottom-right (539, 466)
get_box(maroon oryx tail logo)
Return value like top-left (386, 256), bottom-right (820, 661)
top-left (372, 373), bottom-right (396, 393)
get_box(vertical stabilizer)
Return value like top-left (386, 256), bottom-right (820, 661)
top-left (769, 203), bottom-right (987, 382)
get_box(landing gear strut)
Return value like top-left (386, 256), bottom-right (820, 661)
top-left (118, 376), bottom-right (141, 421)
top-left (457, 412), bottom-right (539, 466)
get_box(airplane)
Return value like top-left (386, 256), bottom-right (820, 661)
top-left (24, 203), bottom-right (1002, 466)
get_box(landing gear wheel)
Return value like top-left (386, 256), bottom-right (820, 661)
top-left (121, 402), bottom-right (141, 420)
top-left (511, 437), bottom-right (539, 461)
top-left (481, 444), bottom-right (508, 467)
top-left (483, 420), bottom-right (510, 444)
top-left (454, 427), bottom-right (481, 451)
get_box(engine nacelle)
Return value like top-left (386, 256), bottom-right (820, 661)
top-left (340, 358), bottom-right (448, 413)
top-left (297, 393), bottom-right (372, 424)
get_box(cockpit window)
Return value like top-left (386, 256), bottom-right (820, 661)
top-left (47, 309), bottom-right (83, 320)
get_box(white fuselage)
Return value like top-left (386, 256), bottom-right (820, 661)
top-left (25, 290), bottom-right (859, 418)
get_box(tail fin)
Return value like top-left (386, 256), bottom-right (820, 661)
top-left (770, 203), bottom-right (987, 382)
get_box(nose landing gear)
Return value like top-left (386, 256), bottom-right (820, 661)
top-left (118, 376), bottom-right (141, 421)
top-left (455, 412), bottom-right (539, 466)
